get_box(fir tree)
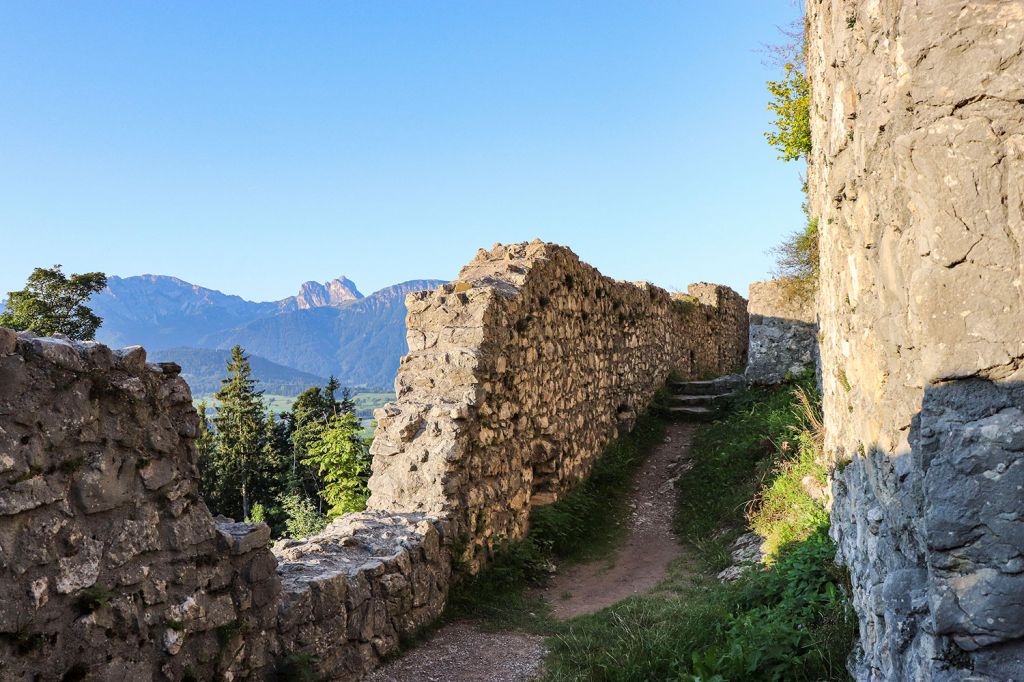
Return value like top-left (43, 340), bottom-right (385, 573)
top-left (210, 346), bottom-right (281, 520)
top-left (195, 401), bottom-right (220, 508)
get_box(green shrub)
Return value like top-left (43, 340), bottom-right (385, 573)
top-left (765, 62), bottom-right (811, 162)
top-left (771, 217), bottom-right (819, 304)
top-left (281, 493), bottom-right (329, 539)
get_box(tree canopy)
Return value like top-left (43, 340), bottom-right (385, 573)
top-left (195, 356), bottom-right (370, 538)
top-left (206, 346), bottom-right (283, 521)
top-left (0, 265), bottom-right (108, 339)
top-left (302, 411), bottom-right (371, 517)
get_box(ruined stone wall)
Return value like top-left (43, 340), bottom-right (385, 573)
top-left (0, 241), bottom-right (746, 679)
top-left (807, 1), bottom-right (1024, 679)
top-left (368, 241), bottom-right (747, 568)
top-left (0, 330), bottom-right (449, 682)
top-left (0, 329), bottom-right (280, 681)
top-left (273, 511), bottom-right (450, 679)
top-left (744, 280), bottom-right (817, 384)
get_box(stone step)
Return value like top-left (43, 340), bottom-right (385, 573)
top-left (670, 391), bottom-right (736, 406)
top-left (669, 374), bottom-right (746, 396)
top-left (668, 405), bottom-right (717, 422)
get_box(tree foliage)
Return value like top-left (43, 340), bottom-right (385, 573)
top-left (302, 412), bottom-right (371, 517)
top-left (281, 493), bottom-right (329, 538)
top-left (771, 217), bottom-right (819, 303)
top-left (206, 346), bottom-right (283, 521)
top-left (0, 265), bottom-right (108, 339)
top-left (764, 20), bottom-right (818, 303)
top-left (765, 62), bottom-right (811, 162)
top-left (195, 361), bottom-right (369, 537)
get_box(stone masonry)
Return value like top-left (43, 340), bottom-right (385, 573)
top-left (744, 279), bottom-right (817, 385)
top-left (0, 331), bottom-right (449, 681)
top-left (808, 1), bottom-right (1024, 679)
top-left (368, 241), bottom-right (748, 569)
top-left (0, 241), bottom-right (747, 680)
top-left (0, 330), bottom-right (279, 681)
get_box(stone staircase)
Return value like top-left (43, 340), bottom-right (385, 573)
top-left (667, 374), bottom-right (746, 421)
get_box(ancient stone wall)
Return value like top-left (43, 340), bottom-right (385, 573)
top-left (273, 511), bottom-right (450, 679)
top-left (368, 241), bottom-right (748, 568)
top-left (0, 241), bottom-right (747, 679)
top-left (0, 330), bottom-right (449, 681)
top-left (744, 280), bottom-right (817, 384)
top-left (0, 329), bottom-right (280, 681)
top-left (807, 1), bottom-right (1024, 679)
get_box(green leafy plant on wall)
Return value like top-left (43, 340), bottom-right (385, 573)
top-left (765, 62), bottom-right (811, 162)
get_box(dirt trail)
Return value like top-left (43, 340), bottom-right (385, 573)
top-left (367, 422), bottom-right (695, 682)
top-left (366, 622), bottom-right (545, 682)
top-left (540, 421), bottom-right (695, 618)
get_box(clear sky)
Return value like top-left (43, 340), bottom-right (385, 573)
top-left (1, 1), bottom-right (804, 301)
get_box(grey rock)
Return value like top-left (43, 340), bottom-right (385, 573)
top-left (217, 520), bottom-right (271, 556)
top-left (809, 2), bottom-right (1024, 678)
top-left (0, 327), bottom-right (15, 355)
top-left (114, 345), bottom-right (147, 373)
top-left (744, 280), bottom-right (817, 384)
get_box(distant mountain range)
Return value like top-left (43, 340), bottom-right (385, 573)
top-left (87, 274), bottom-right (446, 392)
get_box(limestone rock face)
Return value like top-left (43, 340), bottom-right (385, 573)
top-left (808, 1), bottom-right (1024, 678)
top-left (744, 280), bottom-right (817, 384)
top-left (367, 241), bottom-right (748, 570)
top-left (294, 276), bottom-right (364, 309)
top-left (0, 332), bottom-right (280, 681)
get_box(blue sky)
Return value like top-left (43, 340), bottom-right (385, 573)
top-left (0, 1), bottom-right (804, 301)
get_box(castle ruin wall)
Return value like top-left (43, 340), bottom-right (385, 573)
top-left (0, 241), bottom-right (747, 679)
top-left (808, 1), bottom-right (1024, 678)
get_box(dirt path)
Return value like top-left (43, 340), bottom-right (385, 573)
top-left (367, 422), bottom-right (695, 681)
top-left (539, 421), bottom-right (695, 618)
top-left (366, 622), bottom-right (546, 682)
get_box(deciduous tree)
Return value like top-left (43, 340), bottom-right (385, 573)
top-left (0, 265), bottom-right (108, 339)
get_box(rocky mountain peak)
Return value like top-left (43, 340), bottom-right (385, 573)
top-left (293, 277), bottom-right (364, 310)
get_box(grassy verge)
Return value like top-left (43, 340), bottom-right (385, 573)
top-left (444, 397), bottom-right (669, 631)
top-left (542, 371), bottom-right (857, 681)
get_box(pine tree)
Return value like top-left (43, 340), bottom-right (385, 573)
top-left (211, 346), bottom-right (281, 520)
top-left (195, 401), bottom-right (221, 509)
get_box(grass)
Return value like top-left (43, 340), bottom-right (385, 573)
top-left (541, 371), bottom-right (857, 681)
top-left (675, 372), bottom-right (819, 561)
top-left (543, 529), bottom-right (855, 681)
top-left (444, 396), bottom-right (669, 631)
top-left (411, 373), bottom-right (856, 681)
